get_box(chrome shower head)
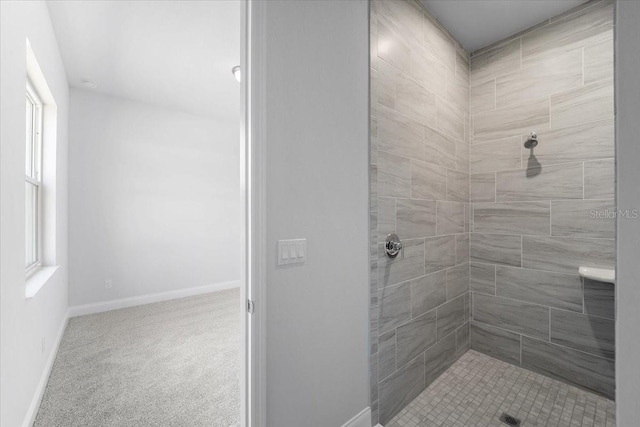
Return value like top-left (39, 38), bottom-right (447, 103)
top-left (524, 132), bottom-right (538, 149)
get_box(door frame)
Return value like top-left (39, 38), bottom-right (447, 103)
top-left (241, 1), bottom-right (267, 426)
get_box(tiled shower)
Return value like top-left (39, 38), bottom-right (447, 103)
top-left (369, 0), bottom-right (615, 425)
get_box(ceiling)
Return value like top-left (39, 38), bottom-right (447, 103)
top-left (46, 0), bottom-right (240, 119)
top-left (421, 0), bottom-right (590, 52)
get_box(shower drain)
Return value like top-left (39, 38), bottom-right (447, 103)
top-left (499, 413), bottom-right (521, 426)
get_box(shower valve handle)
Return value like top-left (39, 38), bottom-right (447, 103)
top-left (385, 234), bottom-right (403, 258)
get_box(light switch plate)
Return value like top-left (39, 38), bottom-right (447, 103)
top-left (278, 239), bottom-right (306, 265)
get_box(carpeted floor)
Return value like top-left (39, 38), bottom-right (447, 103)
top-left (34, 288), bottom-right (240, 427)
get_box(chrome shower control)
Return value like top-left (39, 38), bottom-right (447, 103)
top-left (385, 233), bottom-right (403, 258)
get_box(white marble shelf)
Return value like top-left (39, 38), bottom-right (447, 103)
top-left (579, 266), bottom-right (615, 284)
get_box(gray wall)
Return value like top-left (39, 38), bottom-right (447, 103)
top-left (263, 1), bottom-right (370, 426)
top-left (370, 1), bottom-right (471, 424)
top-left (615, 0), bottom-right (640, 423)
top-left (468, 0), bottom-right (616, 399)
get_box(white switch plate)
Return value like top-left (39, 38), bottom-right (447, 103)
top-left (278, 239), bottom-right (306, 265)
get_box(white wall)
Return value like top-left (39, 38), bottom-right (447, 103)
top-left (0, 2), bottom-right (69, 426)
top-left (261, 1), bottom-right (370, 425)
top-left (68, 89), bottom-right (241, 307)
top-left (615, 0), bottom-right (640, 423)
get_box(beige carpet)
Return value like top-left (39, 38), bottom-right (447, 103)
top-left (35, 288), bottom-right (240, 427)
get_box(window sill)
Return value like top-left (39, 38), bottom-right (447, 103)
top-left (25, 266), bottom-right (59, 299)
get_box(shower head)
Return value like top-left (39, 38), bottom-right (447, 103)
top-left (524, 132), bottom-right (538, 149)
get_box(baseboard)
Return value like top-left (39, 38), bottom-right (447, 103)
top-left (22, 309), bottom-right (70, 427)
top-left (68, 280), bottom-right (241, 318)
top-left (341, 407), bottom-right (372, 427)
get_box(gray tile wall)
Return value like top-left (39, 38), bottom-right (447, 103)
top-left (370, 0), bottom-right (470, 424)
top-left (468, 0), bottom-right (616, 400)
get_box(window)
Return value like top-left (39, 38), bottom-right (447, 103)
top-left (25, 80), bottom-right (43, 274)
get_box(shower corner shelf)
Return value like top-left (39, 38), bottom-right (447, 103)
top-left (578, 266), bottom-right (616, 284)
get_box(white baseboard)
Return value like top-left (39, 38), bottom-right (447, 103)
top-left (341, 407), bottom-right (372, 427)
top-left (22, 309), bottom-right (70, 427)
top-left (68, 280), bottom-right (241, 318)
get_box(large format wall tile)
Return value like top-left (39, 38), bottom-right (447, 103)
top-left (521, 336), bottom-right (615, 399)
top-left (446, 170), bottom-right (469, 202)
top-left (396, 199), bottom-right (437, 239)
top-left (470, 321), bottom-right (521, 365)
top-left (470, 137), bottom-right (521, 174)
top-left (470, 37), bottom-right (521, 86)
top-left (473, 293), bottom-right (549, 339)
top-left (370, 354), bottom-right (378, 403)
top-left (466, 0), bottom-right (616, 400)
top-left (522, 236), bottom-right (615, 274)
top-left (495, 162), bottom-right (583, 202)
top-left (522, 0), bottom-right (613, 59)
top-left (411, 271), bottom-right (446, 318)
top-left (446, 263), bottom-right (469, 300)
top-left (473, 201), bottom-right (550, 235)
top-left (370, 164), bottom-right (378, 210)
top-left (424, 125), bottom-right (457, 169)
top-left (371, 115), bottom-right (378, 164)
top-left (470, 263), bottom-right (495, 295)
top-left (437, 201), bottom-right (465, 235)
top-left (397, 73), bottom-right (438, 127)
top-left (425, 235), bottom-right (456, 274)
top-left (374, 0), bottom-right (423, 47)
top-left (551, 199), bottom-right (615, 238)
top-left (584, 159), bottom-right (614, 199)
top-left (423, 12), bottom-right (456, 71)
top-left (370, 305), bottom-right (379, 355)
top-left (470, 233), bottom-right (521, 267)
top-left (424, 332), bottom-right (457, 385)
top-left (447, 73), bottom-right (469, 110)
top-left (377, 197), bottom-right (395, 242)
top-left (379, 353), bottom-right (425, 424)
top-left (470, 80), bottom-right (495, 115)
top-left (473, 99), bottom-right (549, 144)
top-left (378, 151), bottom-right (411, 198)
top-left (550, 309), bottom-right (615, 359)
top-left (410, 46), bottom-right (447, 98)
top-left (456, 49), bottom-right (470, 84)
top-left (550, 79), bottom-right (614, 129)
top-left (584, 35), bottom-right (613, 85)
top-left (377, 20), bottom-right (411, 77)
top-left (456, 322), bottom-right (470, 355)
top-left (370, 260), bottom-right (379, 306)
top-left (436, 295), bottom-right (466, 339)
top-left (378, 282), bottom-right (411, 334)
top-left (455, 234), bottom-right (469, 264)
top-left (396, 309), bottom-right (438, 368)
top-left (376, 58), bottom-right (400, 110)
top-left (410, 160), bottom-right (446, 200)
top-left (496, 266), bottom-right (583, 312)
top-left (378, 330), bottom-right (396, 379)
top-left (497, 47), bottom-right (582, 109)
top-left (523, 119), bottom-right (614, 166)
top-left (457, 139), bottom-right (469, 172)
top-left (378, 239), bottom-right (425, 287)
top-left (372, 0), bottom-right (471, 418)
top-left (377, 105), bottom-right (424, 161)
top-left (436, 95), bottom-right (464, 141)
top-left (470, 173), bottom-right (496, 203)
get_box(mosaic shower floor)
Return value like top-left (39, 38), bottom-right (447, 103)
top-left (386, 350), bottom-right (615, 427)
